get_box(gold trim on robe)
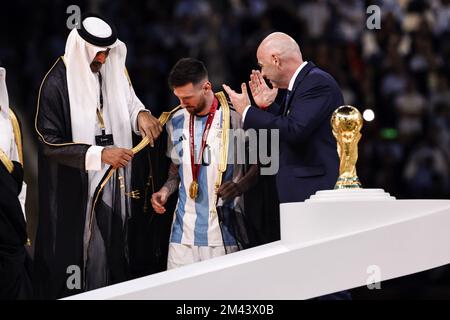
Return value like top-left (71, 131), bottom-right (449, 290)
top-left (0, 148), bottom-right (14, 174)
top-left (8, 108), bottom-right (23, 165)
top-left (35, 57), bottom-right (90, 148)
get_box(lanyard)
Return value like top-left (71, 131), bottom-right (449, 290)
top-left (188, 97), bottom-right (219, 198)
top-left (96, 72), bottom-right (106, 134)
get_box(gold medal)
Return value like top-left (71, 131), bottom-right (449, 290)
top-left (189, 180), bottom-right (198, 199)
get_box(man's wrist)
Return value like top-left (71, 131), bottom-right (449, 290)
top-left (260, 99), bottom-right (274, 110)
top-left (138, 109), bottom-right (151, 119)
top-left (135, 109), bottom-right (151, 134)
top-left (160, 186), bottom-right (169, 195)
top-left (162, 179), bottom-right (179, 196)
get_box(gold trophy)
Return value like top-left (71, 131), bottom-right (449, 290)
top-left (331, 105), bottom-right (363, 189)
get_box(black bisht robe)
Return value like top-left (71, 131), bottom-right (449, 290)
top-left (34, 58), bottom-right (167, 299)
top-left (34, 58), bottom-right (90, 299)
top-left (0, 160), bottom-right (33, 299)
top-left (128, 133), bottom-right (177, 278)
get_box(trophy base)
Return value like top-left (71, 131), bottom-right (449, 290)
top-left (306, 188), bottom-right (396, 202)
top-left (334, 176), bottom-right (362, 189)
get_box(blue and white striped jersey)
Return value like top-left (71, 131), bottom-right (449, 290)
top-left (166, 102), bottom-right (244, 246)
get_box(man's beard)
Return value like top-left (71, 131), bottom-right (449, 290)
top-left (185, 106), bottom-right (197, 115)
top-left (188, 99), bottom-right (207, 115)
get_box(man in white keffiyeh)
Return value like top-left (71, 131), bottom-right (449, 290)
top-left (34, 13), bottom-right (162, 299)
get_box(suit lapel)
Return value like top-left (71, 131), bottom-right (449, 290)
top-left (284, 62), bottom-right (316, 115)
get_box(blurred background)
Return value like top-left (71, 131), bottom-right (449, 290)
top-left (1, 0), bottom-right (450, 299)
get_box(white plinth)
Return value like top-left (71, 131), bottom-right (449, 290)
top-left (66, 189), bottom-right (450, 300)
top-left (306, 188), bottom-right (395, 202)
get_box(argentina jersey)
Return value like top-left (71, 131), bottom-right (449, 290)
top-left (166, 103), bottom-right (244, 247)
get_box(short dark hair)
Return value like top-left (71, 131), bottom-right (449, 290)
top-left (168, 58), bottom-right (208, 88)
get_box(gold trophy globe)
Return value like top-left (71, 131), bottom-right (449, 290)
top-left (331, 105), bottom-right (363, 189)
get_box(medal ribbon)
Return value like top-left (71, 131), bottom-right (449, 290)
top-left (189, 97), bottom-right (219, 188)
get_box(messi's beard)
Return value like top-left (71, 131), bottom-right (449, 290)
top-left (191, 97), bottom-right (208, 116)
top-left (195, 101), bottom-right (207, 115)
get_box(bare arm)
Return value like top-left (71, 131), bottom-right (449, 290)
top-left (161, 162), bottom-right (180, 196)
top-left (151, 161), bottom-right (179, 214)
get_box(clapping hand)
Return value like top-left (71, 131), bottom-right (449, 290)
top-left (222, 83), bottom-right (251, 116)
top-left (248, 70), bottom-right (278, 109)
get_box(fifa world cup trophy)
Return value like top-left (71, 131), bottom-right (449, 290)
top-left (331, 105), bottom-right (363, 189)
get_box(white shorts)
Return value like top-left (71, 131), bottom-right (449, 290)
top-left (167, 242), bottom-right (239, 270)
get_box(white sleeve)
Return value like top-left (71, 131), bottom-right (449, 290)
top-left (128, 83), bottom-right (150, 135)
top-left (85, 146), bottom-right (104, 171)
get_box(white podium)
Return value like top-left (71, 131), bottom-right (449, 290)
top-left (67, 189), bottom-right (450, 300)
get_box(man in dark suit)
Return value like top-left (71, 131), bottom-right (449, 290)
top-left (223, 32), bottom-right (342, 203)
top-left (223, 32), bottom-right (350, 299)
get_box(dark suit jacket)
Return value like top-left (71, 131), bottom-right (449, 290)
top-left (244, 62), bottom-right (344, 203)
